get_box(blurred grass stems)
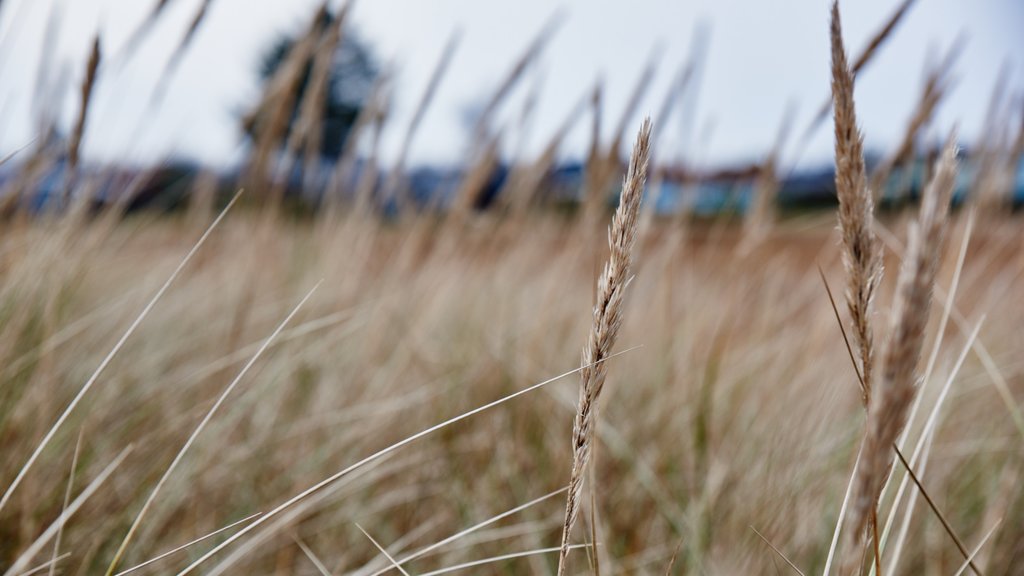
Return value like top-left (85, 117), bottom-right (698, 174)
top-left (497, 79), bottom-right (592, 217)
top-left (2, 447), bottom-right (132, 576)
top-left (803, 0), bottom-right (919, 143)
top-left (495, 78), bottom-right (593, 217)
top-left (583, 47), bottom-right (660, 228)
top-left (102, 283), bottom-right (321, 576)
top-left (974, 465), bottom-right (1017, 570)
top-left (63, 35), bottom-right (101, 208)
top-left (846, 136), bottom-right (958, 571)
top-left (148, 0), bottom-right (216, 109)
top-left (873, 218), bottom-right (1024, 441)
top-left (449, 14), bottom-right (562, 222)
top-left (869, 36), bottom-right (963, 202)
top-left (245, 2), bottom-right (327, 207)
top-left (3, 1), bottom-right (1024, 572)
top-left (882, 319), bottom-right (983, 575)
top-left (358, 488), bottom-right (567, 576)
top-left (782, 0), bottom-right (920, 197)
top-left (557, 118), bottom-right (651, 576)
top-left (18, 552), bottom-right (70, 576)
top-left (639, 55), bottom-right (697, 237)
top-left (449, 130), bottom-right (503, 224)
top-left (581, 79), bottom-right (603, 216)
top-left (29, 0), bottom-right (62, 140)
top-left (740, 102), bottom-right (796, 252)
top-left (383, 29), bottom-right (460, 216)
top-left (46, 429), bottom-right (82, 576)
top-left (891, 446), bottom-right (981, 575)
top-left (466, 11), bottom-right (563, 144)
top-left (293, 536), bottom-right (334, 576)
top-left (295, 7), bottom-right (348, 194)
top-left (320, 74), bottom-right (390, 223)
top-left (972, 91), bottom-right (1022, 212)
top-left (266, 5), bottom-right (341, 210)
top-left (297, 3), bottom-right (361, 197)
top-left (416, 544), bottom-right (592, 576)
top-left (872, 212), bottom-right (976, 570)
top-left (953, 521), bottom-right (1003, 576)
top-left (113, 513), bottom-right (263, 576)
top-left (869, 213), bottom-right (976, 566)
top-left (351, 92), bottom-right (389, 217)
top-left (0, 190), bottom-right (242, 515)
top-left (355, 524), bottom-right (412, 576)
top-left (112, 0), bottom-right (174, 68)
top-left (172, 348), bottom-right (641, 575)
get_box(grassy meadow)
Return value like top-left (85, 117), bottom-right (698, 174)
top-left (1, 0), bottom-right (1023, 575)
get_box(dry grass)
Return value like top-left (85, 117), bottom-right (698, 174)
top-left (844, 136), bottom-right (960, 572)
top-left (0, 199), bottom-right (1021, 574)
top-left (557, 118), bottom-right (650, 575)
top-left (1, 1), bottom-right (1023, 575)
top-left (64, 34), bottom-right (101, 205)
top-left (830, 0), bottom-right (883, 407)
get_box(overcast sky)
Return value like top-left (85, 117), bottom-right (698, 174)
top-left (0, 0), bottom-right (1021, 171)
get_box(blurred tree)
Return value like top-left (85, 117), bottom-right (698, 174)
top-left (243, 8), bottom-right (378, 161)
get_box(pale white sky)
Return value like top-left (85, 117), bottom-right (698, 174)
top-left (0, 0), bottom-right (1020, 170)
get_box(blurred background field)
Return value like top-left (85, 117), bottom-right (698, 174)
top-left (0, 0), bottom-right (1023, 574)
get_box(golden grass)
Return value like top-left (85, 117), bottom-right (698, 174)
top-left (2, 1), bottom-right (1024, 574)
top-left (0, 203), bottom-right (1021, 573)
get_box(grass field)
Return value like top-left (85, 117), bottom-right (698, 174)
top-left (2, 0), bottom-right (1023, 574)
top-left (1, 205), bottom-right (1022, 574)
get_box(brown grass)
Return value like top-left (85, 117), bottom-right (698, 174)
top-left (846, 136), bottom-right (959, 569)
top-left (64, 35), bottom-right (101, 205)
top-left (1, 2), bottom-right (1023, 575)
top-left (1, 204), bottom-right (1022, 574)
top-left (830, 0), bottom-right (883, 407)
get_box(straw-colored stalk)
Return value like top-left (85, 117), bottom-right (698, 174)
top-left (500, 80), bottom-right (592, 216)
top-left (804, 0), bottom-right (918, 141)
top-left (741, 155), bottom-right (780, 248)
top-left (846, 136), bottom-right (958, 566)
top-left (556, 118), bottom-right (652, 576)
top-left (299, 5), bottom-right (351, 192)
top-left (64, 35), bottom-right (101, 204)
top-left (150, 0), bottom-right (215, 105)
top-left (245, 2), bottom-right (328, 201)
top-left (972, 92), bottom-right (1022, 212)
top-left (320, 74), bottom-right (389, 219)
top-left (351, 95), bottom-right (389, 217)
top-left (639, 57), bottom-right (696, 234)
top-left (870, 37), bottom-right (962, 200)
top-left (583, 49), bottom-right (660, 226)
top-left (381, 29), bottom-right (460, 214)
top-left (581, 81), bottom-right (605, 218)
top-left (830, 0), bottom-right (882, 406)
top-left (468, 12), bottom-right (562, 143)
top-left (263, 18), bottom-right (337, 199)
top-left (741, 103), bottom-right (795, 250)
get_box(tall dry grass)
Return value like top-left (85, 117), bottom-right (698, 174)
top-left (1, 1), bottom-right (1023, 575)
top-left (557, 118), bottom-right (650, 576)
top-left (830, 0), bottom-right (883, 408)
top-left (1, 194), bottom-right (1023, 574)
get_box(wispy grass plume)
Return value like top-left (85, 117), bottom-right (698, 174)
top-left (557, 118), bottom-right (652, 576)
top-left (846, 135), bottom-right (958, 567)
top-left (830, 0), bottom-right (882, 406)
